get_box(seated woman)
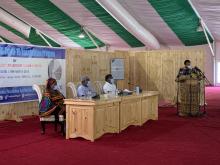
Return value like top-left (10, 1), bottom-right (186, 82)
top-left (39, 78), bottom-right (65, 119)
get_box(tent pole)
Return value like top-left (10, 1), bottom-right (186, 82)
top-left (188, 0), bottom-right (214, 41)
top-left (201, 20), bottom-right (214, 56)
top-left (36, 30), bottom-right (52, 47)
top-left (1, 7), bottom-right (61, 47)
top-left (0, 37), bottom-right (6, 43)
top-left (83, 27), bottom-right (100, 50)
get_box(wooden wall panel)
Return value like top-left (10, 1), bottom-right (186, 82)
top-left (0, 48), bottom-right (204, 121)
top-left (114, 51), bottom-right (130, 90)
top-left (65, 49), bottom-right (130, 98)
top-left (162, 51), bottom-right (176, 101)
top-left (134, 52), bottom-right (148, 90)
top-left (147, 51), bottom-right (163, 99)
top-left (128, 53), bottom-right (135, 89)
top-left (130, 49), bottom-right (205, 103)
top-left (0, 101), bottom-right (38, 121)
top-left (0, 49), bottom-right (129, 121)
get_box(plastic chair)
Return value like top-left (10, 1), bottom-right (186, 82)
top-left (67, 82), bottom-right (77, 98)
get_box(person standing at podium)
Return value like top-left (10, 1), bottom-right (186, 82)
top-left (176, 60), bottom-right (205, 116)
top-left (176, 60), bottom-right (192, 79)
top-left (176, 60), bottom-right (201, 81)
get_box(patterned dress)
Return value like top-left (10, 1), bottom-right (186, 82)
top-left (39, 89), bottom-right (65, 117)
top-left (176, 67), bottom-right (202, 80)
top-left (176, 67), bottom-right (204, 116)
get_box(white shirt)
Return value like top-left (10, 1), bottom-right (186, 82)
top-left (103, 82), bottom-right (117, 95)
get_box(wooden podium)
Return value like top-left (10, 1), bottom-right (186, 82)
top-left (177, 76), bottom-right (204, 116)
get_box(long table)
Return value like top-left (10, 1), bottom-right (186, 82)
top-left (64, 91), bottom-right (159, 141)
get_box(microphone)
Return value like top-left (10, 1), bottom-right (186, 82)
top-left (194, 66), bottom-right (205, 78)
top-left (128, 82), bottom-right (135, 85)
top-left (194, 66), bottom-right (201, 72)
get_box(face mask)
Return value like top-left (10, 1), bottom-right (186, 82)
top-left (110, 78), bottom-right (114, 84)
top-left (187, 65), bottom-right (192, 69)
top-left (87, 81), bottom-right (91, 87)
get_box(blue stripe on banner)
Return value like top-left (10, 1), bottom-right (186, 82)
top-left (0, 86), bottom-right (38, 104)
top-left (0, 44), bottom-right (65, 59)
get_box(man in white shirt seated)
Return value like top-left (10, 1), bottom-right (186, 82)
top-left (103, 74), bottom-right (117, 95)
top-left (77, 76), bottom-right (96, 98)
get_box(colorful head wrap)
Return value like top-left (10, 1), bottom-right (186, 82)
top-left (46, 78), bottom-right (57, 90)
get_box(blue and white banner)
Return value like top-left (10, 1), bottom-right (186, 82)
top-left (0, 44), bottom-right (66, 104)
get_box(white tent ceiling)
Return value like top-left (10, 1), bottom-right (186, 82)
top-left (191, 0), bottom-right (220, 41)
top-left (118, 0), bottom-right (183, 46)
top-left (0, 0), bottom-right (219, 49)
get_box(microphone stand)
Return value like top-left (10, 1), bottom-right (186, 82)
top-left (194, 68), bottom-right (207, 115)
top-left (203, 74), bottom-right (212, 86)
top-left (189, 73), bottom-right (192, 116)
top-left (195, 68), bottom-right (212, 86)
top-left (176, 76), bottom-right (180, 115)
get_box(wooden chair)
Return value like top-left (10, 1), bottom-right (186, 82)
top-left (32, 84), bottom-right (65, 135)
top-left (67, 82), bottom-right (77, 98)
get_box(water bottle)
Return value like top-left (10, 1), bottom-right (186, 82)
top-left (136, 86), bottom-right (140, 94)
top-left (115, 89), bottom-right (118, 97)
top-left (87, 90), bottom-right (92, 99)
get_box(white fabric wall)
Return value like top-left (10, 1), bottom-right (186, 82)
top-left (216, 42), bottom-right (220, 60)
top-left (215, 42), bottom-right (220, 85)
top-left (204, 45), bottom-right (214, 85)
